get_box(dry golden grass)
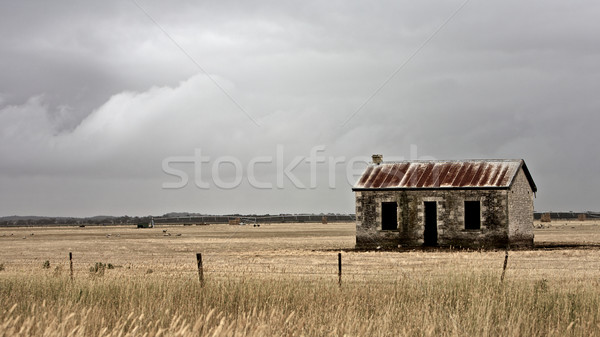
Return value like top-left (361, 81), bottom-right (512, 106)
top-left (1, 221), bottom-right (600, 336)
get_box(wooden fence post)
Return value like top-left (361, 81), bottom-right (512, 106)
top-left (69, 252), bottom-right (73, 281)
top-left (196, 253), bottom-right (204, 286)
top-left (500, 249), bottom-right (509, 282)
top-left (338, 252), bottom-right (342, 287)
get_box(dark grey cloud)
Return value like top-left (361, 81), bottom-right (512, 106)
top-left (1, 0), bottom-right (599, 216)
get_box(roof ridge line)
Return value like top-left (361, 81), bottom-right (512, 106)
top-left (372, 159), bottom-right (523, 165)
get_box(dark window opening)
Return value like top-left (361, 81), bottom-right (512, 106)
top-left (381, 202), bottom-right (398, 230)
top-left (424, 202), bottom-right (438, 246)
top-left (464, 201), bottom-right (481, 230)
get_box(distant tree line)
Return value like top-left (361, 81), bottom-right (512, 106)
top-left (533, 212), bottom-right (600, 220)
top-left (0, 216), bottom-right (151, 227)
top-left (0, 213), bottom-right (356, 227)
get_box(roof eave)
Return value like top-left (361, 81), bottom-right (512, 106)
top-left (352, 186), bottom-right (511, 192)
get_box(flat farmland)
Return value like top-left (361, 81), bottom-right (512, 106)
top-left (2, 221), bottom-right (600, 336)
top-left (534, 220), bottom-right (600, 245)
top-left (2, 221), bottom-right (600, 279)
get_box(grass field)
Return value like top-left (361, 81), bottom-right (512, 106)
top-left (1, 220), bottom-right (600, 336)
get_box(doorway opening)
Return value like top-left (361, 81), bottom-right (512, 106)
top-left (381, 202), bottom-right (398, 230)
top-left (424, 201), bottom-right (438, 246)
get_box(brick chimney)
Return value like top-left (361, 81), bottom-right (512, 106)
top-left (372, 154), bottom-right (383, 165)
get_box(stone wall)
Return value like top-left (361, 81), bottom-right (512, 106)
top-left (356, 188), bottom-right (512, 249)
top-left (507, 168), bottom-right (535, 247)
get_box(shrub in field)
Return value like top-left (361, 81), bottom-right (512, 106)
top-left (89, 262), bottom-right (114, 275)
top-left (0, 263), bottom-right (4, 271)
top-left (534, 278), bottom-right (549, 293)
top-left (42, 260), bottom-right (50, 269)
top-left (89, 262), bottom-right (105, 275)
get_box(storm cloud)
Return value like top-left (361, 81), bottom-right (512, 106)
top-left (1, 0), bottom-right (599, 216)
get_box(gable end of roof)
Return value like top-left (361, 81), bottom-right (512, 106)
top-left (508, 160), bottom-right (537, 193)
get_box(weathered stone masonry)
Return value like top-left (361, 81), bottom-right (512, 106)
top-left (353, 158), bottom-right (537, 249)
top-left (507, 168), bottom-right (535, 246)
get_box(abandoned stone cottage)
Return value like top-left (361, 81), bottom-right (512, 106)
top-left (353, 156), bottom-right (537, 249)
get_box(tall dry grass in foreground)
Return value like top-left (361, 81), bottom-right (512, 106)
top-left (1, 271), bottom-right (599, 337)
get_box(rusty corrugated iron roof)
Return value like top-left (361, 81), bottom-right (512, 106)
top-left (353, 159), bottom-right (537, 192)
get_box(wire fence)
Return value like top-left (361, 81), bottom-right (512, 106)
top-left (5, 249), bottom-right (600, 284)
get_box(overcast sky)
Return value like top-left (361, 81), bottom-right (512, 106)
top-left (1, 1), bottom-right (599, 217)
